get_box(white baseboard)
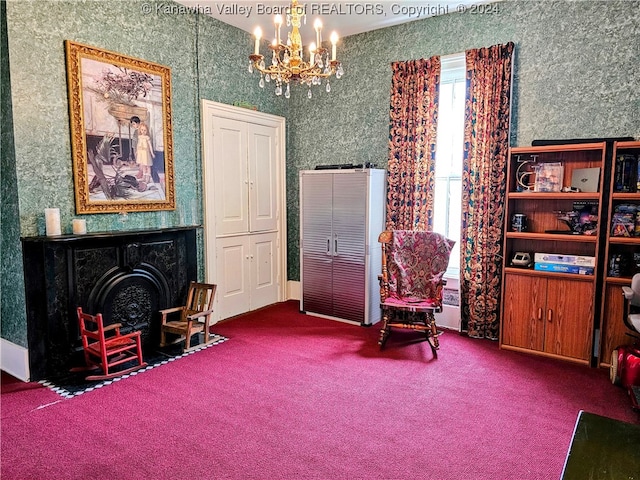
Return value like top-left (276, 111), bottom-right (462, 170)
top-left (287, 280), bottom-right (300, 301)
top-left (437, 305), bottom-right (461, 332)
top-left (1, 339), bottom-right (30, 381)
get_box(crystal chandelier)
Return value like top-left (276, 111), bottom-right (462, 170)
top-left (248, 0), bottom-right (344, 99)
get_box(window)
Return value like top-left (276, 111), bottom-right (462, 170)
top-left (433, 53), bottom-right (465, 278)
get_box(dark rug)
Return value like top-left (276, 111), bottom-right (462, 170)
top-left (39, 334), bottom-right (228, 398)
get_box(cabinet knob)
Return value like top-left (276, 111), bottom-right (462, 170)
top-left (547, 309), bottom-right (552, 322)
top-left (537, 308), bottom-right (542, 321)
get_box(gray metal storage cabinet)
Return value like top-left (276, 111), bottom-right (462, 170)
top-left (299, 169), bottom-right (386, 325)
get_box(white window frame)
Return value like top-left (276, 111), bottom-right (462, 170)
top-left (434, 52), bottom-right (465, 280)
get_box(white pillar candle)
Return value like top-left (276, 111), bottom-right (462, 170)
top-left (72, 219), bottom-right (87, 235)
top-left (45, 208), bottom-right (61, 236)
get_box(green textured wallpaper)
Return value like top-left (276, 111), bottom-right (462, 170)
top-left (286, 0), bottom-right (640, 280)
top-left (1, 0), bottom-right (287, 346)
top-left (7, 0), bottom-right (287, 239)
top-left (2, 0), bottom-right (639, 348)
top-left (1, 0), bottom-right (27, 347)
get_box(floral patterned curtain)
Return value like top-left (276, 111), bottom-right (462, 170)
top-left (386, 57), bottom-right (441, 231)
top-left (460, 42), bottom-right (515, 339)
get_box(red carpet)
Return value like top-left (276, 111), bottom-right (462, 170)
top-left (1, 300), bottom-right (637, 479)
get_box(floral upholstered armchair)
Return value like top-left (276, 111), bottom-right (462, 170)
top-left (378, 230), bottom-right (455, 353)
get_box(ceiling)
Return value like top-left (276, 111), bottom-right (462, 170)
top-left (178, 0), bottom-right (495, 44)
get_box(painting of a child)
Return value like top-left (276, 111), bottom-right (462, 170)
top-left (136, 123), bottom-right (155, 184)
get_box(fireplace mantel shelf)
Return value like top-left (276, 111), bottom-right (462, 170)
top-left (22, 225), bottom-right (202, 243)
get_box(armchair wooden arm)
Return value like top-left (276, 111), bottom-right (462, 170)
top-left (186, 308), bottom-right (215, 321)
top-left (378, 231), bottom-right (392, 303)
top-left (159, 306), bottom-right (185, 317)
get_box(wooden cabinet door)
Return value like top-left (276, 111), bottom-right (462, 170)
top-left (501, 273), bottom-right (545, 351)
top-left (599, 281), bottom-right (633, 367)
top-left (544, 278), bottom-right (593, 361)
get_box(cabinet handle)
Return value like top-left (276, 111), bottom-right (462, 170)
top-left (537, 308), bottom-right (542, 321)
top-left (547, 309), bottom-right (552, 322)
top-left (334, 237), bottom-right (338, 255)
top-left (327, 238), bottom-right (331, 255)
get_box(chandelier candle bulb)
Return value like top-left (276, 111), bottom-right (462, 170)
top-left (274, 15), bottom-right (282, 44)
top-left (45, 208), bottom-right (61, 236)
top-left (253, 27), bottom-right (262, 55)
top-left (330, 32), bottom-right (338, 61)
top-left (314, 19), bottom-right (322, 47)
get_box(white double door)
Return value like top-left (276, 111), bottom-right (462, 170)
top-left (213, 119), bottom-right (278, 237)
top-left (215, 233), bottom-right (278, 320)
top-left (202, 101), bottom-right (286, 321)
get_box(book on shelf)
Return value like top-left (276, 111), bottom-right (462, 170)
top-left (611, 204), bottom-right (640, 237)
top-left (533, 253), bottom-right (595, 267)
top-left (615, 153), bottom-right (638, 192)
top-left (534, 263), bottom-right (594, 275)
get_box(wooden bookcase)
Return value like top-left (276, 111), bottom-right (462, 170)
top-left (499, 142), bottom-right (607, 365)
top-left (598, 141), bottom-right (640, 367)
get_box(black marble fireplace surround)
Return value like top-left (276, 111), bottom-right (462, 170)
top-left (21, 227), bottom-right (199, 381)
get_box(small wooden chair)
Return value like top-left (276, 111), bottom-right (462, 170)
top-left (72, 307), bottom-right (147, 380)
top-left (378, 230), bottom-right (455, 353)
top-left (159, 282), bottom-right (217, 352)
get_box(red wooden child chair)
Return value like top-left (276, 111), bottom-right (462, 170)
top-left (72, 307), bottom-right (147, 380)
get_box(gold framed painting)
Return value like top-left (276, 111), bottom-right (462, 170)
top-left (65, 40), bottom-right (175, 213)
